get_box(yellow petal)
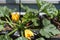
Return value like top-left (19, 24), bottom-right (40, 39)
top-left (11, 12), bottom-right (20, 22)
top-left (25, 29), bottom-right (34, 39)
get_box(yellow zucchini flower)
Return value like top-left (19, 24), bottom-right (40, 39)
top-left (11, 12), bottom-right (20, 22)
top-left (25, 29), bottom-right (34, 40)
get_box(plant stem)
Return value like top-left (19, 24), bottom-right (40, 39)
top-left (6, 16), bottom-right (12, 22)
top-left (21, 30), bottom-right (24, 37)
top-left (6, 18), bottom-right (14, 28)
top-left (7, 28), bottom-right (18, 36)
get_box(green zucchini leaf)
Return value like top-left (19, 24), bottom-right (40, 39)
top-left (0, 35), bottom-right (12, 40)
top-left (36, 37), bottom-right (45, 40)
top-left (40, 18), bottom-right (60, 38)
top-left (0, 25), bottom-right (4, 31)
top-left (15, 37), bottom-right (28, 40)
top-left (36, 0), bottom-right (58, 18)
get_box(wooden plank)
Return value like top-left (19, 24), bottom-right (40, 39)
top-left (0, 0), bottom-right (20, 4)
top-left (0, 0), bottom-right (6, 3)
top-left (21, 0), bottom-right (60, 4)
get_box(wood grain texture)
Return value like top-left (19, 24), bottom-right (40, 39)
top-left (21, 0), bottom-right (60, 4)
top-left (0, 0), bottom-right (20, 4)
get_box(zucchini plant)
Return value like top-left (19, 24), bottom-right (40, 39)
top-left (0, 0), bottom-right (60, 40)
top-left (36, 0), bottom-right (58, 18)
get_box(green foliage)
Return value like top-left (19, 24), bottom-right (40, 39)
top-left (21, 4), bottom-right (38, 14)
top-left (36, 37), bottom-right (45, 40)
top-left (0, 20), bottom-right (5, 30)
top-left (0, 0), bottom-right (59, 40)
top-left (0, 35), bottom-right (12, 40)
top-left (15, 37), bottom-right (28, 40)
top-left (36, 0), bottom-right (58, 18)
top-left (0, 25), bottom-right (4, 31)
top-left (40, 19), bottom-right (60, 38)
top-left (0, 6), bottom-right (17, 40)
top-left (20, 0), bottom-right (60, 40)
top-left (0, 6), bottom-right (15, 17)
top-left (21, 7), bottom-right (39, 26)
top-left (57, 9), bottom-right (60, 21)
